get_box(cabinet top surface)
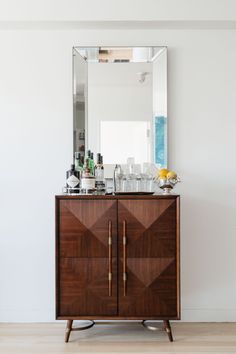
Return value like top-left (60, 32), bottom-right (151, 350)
top-left (56, 194), bottom-right (180, 200)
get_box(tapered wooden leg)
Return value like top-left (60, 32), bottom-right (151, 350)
top-left (65, 320), bottom-right (73, 342)
top-left (163, 320), bottom-right (173, 342)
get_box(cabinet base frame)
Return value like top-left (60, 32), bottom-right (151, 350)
top-left (142, 319), bottom-right (173, 342)
top-left (65, 319), bottom-right (174, 343)
top-left (65, 320), bottom-right (95, 342)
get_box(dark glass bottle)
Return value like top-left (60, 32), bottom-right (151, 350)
top-left (89, 152), bottom-right (95, 175)
top-left (95, 153), bottom-right (105, 192)
top-left (74, 152), bottom-right (83, 174)
top-left (87, 150), bottom-right (91, 159)
top-left (84, 150), bottom-right (91, 170)
top-left (66, 164), bottom-right (80, 192)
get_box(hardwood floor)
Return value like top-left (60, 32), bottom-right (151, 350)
top-left (0, 322), bottom-right (236, 353)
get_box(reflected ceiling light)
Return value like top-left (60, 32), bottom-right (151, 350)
top-left (137, 72), bottom-right (149, 83)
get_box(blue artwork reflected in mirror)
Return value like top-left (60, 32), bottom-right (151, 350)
top-left (155, 116), bottom-right (167, 168)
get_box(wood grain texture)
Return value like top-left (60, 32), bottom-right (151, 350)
top-left (59, 258), bottom-right (117, 316)
top-left (56, 199), bottom-right (118, 317)
top-left (59, 199), bottom-right (117, 257)
top-left (118, 198), bottom-right (179, 318)
top-left (56, 195), bottom-right (180, 321)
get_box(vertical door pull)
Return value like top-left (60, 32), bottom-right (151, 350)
top-left (108, 220), bottom-right (112, 296)
top-left (123, 220), bottom-right (127, 296)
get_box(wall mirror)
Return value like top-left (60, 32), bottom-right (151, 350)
top-left (73, 46), bottom-right (167, 172)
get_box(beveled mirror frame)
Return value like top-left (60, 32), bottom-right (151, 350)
top-left (73, 46), bottom-right (167, 168)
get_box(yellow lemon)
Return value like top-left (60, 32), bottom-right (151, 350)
top-left (158, 168), bottom-right (169, 178)
top-left (167, 171), bottom-right (177, 179)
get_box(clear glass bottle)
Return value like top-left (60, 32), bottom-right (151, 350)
top-left (126, 157), bottom-right (136, 192)
top-left (113, 164), bottom-right (123, 193)
top-left (80, 158), bottom-right (95, 193)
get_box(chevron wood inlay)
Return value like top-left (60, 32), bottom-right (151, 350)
top-left (60, 257), bottom-right (117, 316)
top-left (118, 199), bottom-right (175, 229)
top-left (118, 198), bottom-right (178, 317)
top-left (127, 258), bottom-right (174, 287)
top-left (66, 199), bottom-right (116, 229)
top-left (58, 199), bottom-right (118, 316)
top-left (60, 200), bottom-right (117, 257)
top-left (56, 196), bottom-right (180, 329)
top-left (60, 212), bottom-right (107, 257)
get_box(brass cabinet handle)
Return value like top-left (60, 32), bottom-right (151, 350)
top-left (108, 220), bottom-right (112, 296)
top-left (123, 220), bottom-right (127, 296)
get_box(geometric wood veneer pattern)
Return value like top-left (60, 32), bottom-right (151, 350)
top-left (118, 199), bottom-right (178, 317)
top-left (56, 195), bottom-right (180, 342)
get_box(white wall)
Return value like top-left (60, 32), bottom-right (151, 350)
top-left (88, 62), bottom-right (152, 163)
top-left (1, 0), bottom-right (236, 22)
top-left (0, 28), bottom-right (236, 322)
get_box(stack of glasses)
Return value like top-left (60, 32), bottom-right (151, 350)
top-left (114, 158), bottom-right (158, 193)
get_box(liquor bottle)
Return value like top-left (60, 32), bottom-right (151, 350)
top-left (95, 153), bottom-right (105, 192)
top-left (66, 164), bottom-right (80, 191)
top-left (80, 158), bottom-right (95, 193)
top-left (74, 152), bottom-right (83, 174)
top-left (87, 150), bottom-right (91, 160)
top-left (83, 149), bottom-right (91, 170)
top-left (89, 152), bottom-right (95, 175)
top-left (81, 155), bottom-right (84, 166)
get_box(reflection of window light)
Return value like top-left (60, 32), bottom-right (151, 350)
top-left (100, 121), bottom-right (151, 164)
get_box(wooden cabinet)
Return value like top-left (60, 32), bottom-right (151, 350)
top-left (58, 199), bottom-right (117, 317)
top-left (56, 195), bottom-right (180, 342)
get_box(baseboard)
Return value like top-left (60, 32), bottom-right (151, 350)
top-left (181, 309), bottom-right (236, 322)
top-left (0, 309), bottom-right (56, 323)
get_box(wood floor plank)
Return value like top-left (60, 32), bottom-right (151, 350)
top-left (0, 322), bottom-right (236, 353)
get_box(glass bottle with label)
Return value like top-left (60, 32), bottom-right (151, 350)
top-left (84, 150), bottom-right (91, 170)
top-left (66, 164), bottom-right (80, 192)
top-left (74, 152), bottom-right (83, 174)
top-left (95, 153), bottom-right (105, 192)
top-left (81, 158), bottom-right (96, 193)
top-left (89, 152), bottom-right (95, 175)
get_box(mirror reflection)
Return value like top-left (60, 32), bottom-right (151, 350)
top-left (73, 47), bottom-right (167, 171)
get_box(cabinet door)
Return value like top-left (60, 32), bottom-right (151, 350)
top-left (57, 199), bottom-right (117, 316)
top-left (118, 198), bottom-right (179, 318)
